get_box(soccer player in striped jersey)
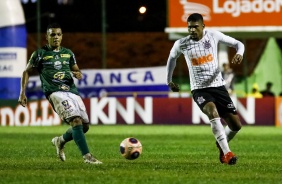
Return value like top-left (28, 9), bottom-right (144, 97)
top-left (18, 23), bottom-right (102, 164)
top-left (166, 13), bottom-right (244, 165)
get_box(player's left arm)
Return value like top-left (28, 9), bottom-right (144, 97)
top-left (69, 51), bottom-right (83, 80)
top-left (71, 64), bottom-right (83, 80)
top-left (215, 30), bottom-right (245, 64)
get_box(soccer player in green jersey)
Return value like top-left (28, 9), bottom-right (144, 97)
top-left (18, 23), bottom-right (102, 164)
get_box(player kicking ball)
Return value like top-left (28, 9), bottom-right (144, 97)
top-left (18, 23), bottom-right (102, 164)
top-left (166, 13), bottom-right (244, 165)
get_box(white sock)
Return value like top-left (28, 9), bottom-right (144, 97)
top-left (225, 126), bottom-right (239, 142)
top-left (210, 118), bottom-right (230, 154)
top-left (59, 135), bottom-right (66, 143)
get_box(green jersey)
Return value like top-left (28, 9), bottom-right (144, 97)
top-left (29, 45), bottom-right (79, 97)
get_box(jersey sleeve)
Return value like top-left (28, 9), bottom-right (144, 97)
top-left (169, 40), bottom-right (182, 58)
top-left (212, 30), bottom-right (245, 56)
top-left (28, 50), bottom-right (41, 68)
top-left (68, 50), bottom-right (77, 67)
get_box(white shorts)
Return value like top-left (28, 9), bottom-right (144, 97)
top-left (49, 91), bottom-right (89, 123)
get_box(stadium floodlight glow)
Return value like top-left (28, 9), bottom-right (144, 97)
top-left (139, 6), bottom-right (146, 14)
top-left (21, 0), bottom-right (36, 3)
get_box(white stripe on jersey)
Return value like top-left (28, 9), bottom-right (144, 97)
top-left (166, 29), bottom-right (244, 91)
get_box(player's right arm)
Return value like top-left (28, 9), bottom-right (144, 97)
top-left (18, 62), bottom-right (34, 107)
top-left (19, 51), bottom-right (41, 107)
top-left (166, 40), bottom-right (182, 92)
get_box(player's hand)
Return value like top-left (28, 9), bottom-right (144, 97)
top-left (168, 82), bottom-right (180, 92)
top-left (18, 93), bottom-right (27, 107)
top-left (231, 54), bottom-right (243, 64)
top-left (72, 71), bottom-right (83, 80)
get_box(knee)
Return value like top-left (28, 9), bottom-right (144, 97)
top-left (203, 102), bottom-right (219, 119)
top-left (234, 123), bottom-right (242, 131)
top-left (227, 115), bottom-right (242, 131)
top-left (83, 123), bottom-right (89, 133)
top-left (70, 117), bottom-right (82, 127)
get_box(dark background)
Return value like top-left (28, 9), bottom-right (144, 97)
top-left (22, 0), bottom-right (167, 33)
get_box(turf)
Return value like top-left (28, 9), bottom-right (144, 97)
top-left (0, 125), bottom-right (281, 184)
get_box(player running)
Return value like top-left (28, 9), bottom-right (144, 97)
top-left (166, 13), bottom-right (244, 165)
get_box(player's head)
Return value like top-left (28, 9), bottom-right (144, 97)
top-left (46, 23), bottom-right (63, 49)
top-left (266, 82), bottom-right (273, 89)
top-left (187, 13), bottom-right (205, 41)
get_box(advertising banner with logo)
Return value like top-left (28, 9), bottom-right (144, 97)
top-left (0, 97), bottom-right (276, 126)
top-left (88, 97), bottom-right (275, 126)
top-left (0, 0), bottom-right (27, 99)
top-left (26, 66), bottom-right (169, 99)
top-left (275, 97), bottom-right (282, 126)
top-left (166, 0), bottom-right (282, 34)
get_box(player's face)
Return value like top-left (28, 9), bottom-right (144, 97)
top-left (188, 21), bottom-right (204, 41)
top-left (46, 28), bottom-right (63, 49)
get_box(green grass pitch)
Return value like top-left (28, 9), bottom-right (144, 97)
top-left (0, 125), bottom-right (281, 184)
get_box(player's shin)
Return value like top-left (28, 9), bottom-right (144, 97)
top-left (210, 118), bottom-right (230, 154)
top-left (72, 124), bottom-right (90, 155)
top-left (225, 126), bottom-right (239, 142)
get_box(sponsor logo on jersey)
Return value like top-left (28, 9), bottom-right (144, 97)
top-left (54, 61), bottom-right (62, 70)
top-left (43, 56), bottom-right (53, 60)
top-left (191, 53), bottom-right (213, 66)
top-left (197, 96), bottom-right (206, 105)
top-left (42, 62), bottom-right (53, 65)
top-left (60, 54), bottom-right (71, 58)
top-left (54, 71), bottom-right (65, 80)
top-left (180, 45), bottom-right (193, 51)
top-left (60, 84), bottom-right (70, 91)
top-left (62, 100), bottom-right (71, 109)
top-left (63, 61), bottom-right (69, 65)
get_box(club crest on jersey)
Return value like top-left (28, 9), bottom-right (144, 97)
top-left (203, 40), bottom-right (211, 49)
top-left (54, 61), bottom-right (62, 70)
top-left (62, 100), bottom-right (71, 110)
top-left (55, 55), bottom-right (60, 59)
top-left (227, 103), bottom-right (235, 109)
top-left (197, 96), bottom-right (205, 105)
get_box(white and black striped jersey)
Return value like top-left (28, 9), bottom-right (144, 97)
top-left (166, 29), bottom-right (245, 91)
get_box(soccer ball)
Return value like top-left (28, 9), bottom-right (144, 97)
top-left (120, 137), bottom-right (142, 160)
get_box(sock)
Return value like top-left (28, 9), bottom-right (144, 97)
top-left (210, 118), bottom-right (230, 155)
top-left (72, 125), bottom-right (90, 156)
top-left (225, 126), bottom-right (239, 142)
top-left (63, 127), bottom-right (73, 142)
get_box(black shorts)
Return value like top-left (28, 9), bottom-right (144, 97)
top-left (191, 86), bottom-right (237, 116)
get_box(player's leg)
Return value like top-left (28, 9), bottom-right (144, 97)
top-left (192, 88), bottom-right (233, 164)
top-left (222, 113), bottom-right (242, 142)
top-left (69, 116), bottom-right (102, 164)
top-left (58, 122), bottom-right (89, 144)
top-left (203, 102), bottom-right (231, 156)
top-left (214, 87), bottom-right (239, 164)
top-left (49, 92), bottom-right (99, 163)
top-left (51, 123), bottom-right (89, 161)
top-left (69, 117), bottom-right (89, 156)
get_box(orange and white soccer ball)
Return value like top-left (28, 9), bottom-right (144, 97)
top-left (120, 137), bottom-right (142, 160)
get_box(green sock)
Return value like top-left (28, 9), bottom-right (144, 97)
top-left (63, 127), bottom-right (73, 142)
top-left (72, 125), bottom-right (90, 156)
